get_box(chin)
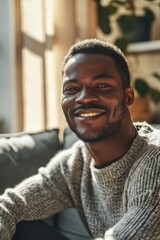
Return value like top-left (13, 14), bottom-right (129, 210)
top-left (79, 135), bottom-right (108, 143)
top-left (73, 129), bottom-right (112, 143)
top-left (70, 118), bottom-right (124, 143)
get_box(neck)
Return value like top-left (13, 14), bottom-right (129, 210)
top-left (85, 122), bottom-right (137, 168)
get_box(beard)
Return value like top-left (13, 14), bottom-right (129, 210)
top-left (73, 113), bottom-right (125, 142)
top-left (68, 97), bottom-right (126, 143)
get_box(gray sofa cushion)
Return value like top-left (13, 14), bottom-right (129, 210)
top-left (62, 128), bottom-right (78, 149)
top-left (56, 208), bottom-right (91, 240)
top-left (0, 129), bottom-right (60, 194)
top-left (0, 128), bottom-right (91, 239)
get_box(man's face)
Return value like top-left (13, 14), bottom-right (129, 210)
top-left (61, 53), bottom-right (128, 142)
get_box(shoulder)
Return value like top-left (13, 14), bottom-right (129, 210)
top-left (126, 123), bottom-right (160, 189)
top-left (135, 122), bottom-right (160, 146)
top-left (44, 140), bottom-right (91, 184)
top-left (128, 144), bottom-right (160, 194)
top-left (46, 140), bottom-right (91, 170)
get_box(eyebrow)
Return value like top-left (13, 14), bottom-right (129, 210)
top-left (63, 78), bottom-right (78, 85)
top-left (63, 73), bottom-right (114, 85)
top-left (92, 74), bottom-right (114, 80)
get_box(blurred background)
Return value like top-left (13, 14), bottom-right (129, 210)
top-left (0, 0), bottom-right (160, 134)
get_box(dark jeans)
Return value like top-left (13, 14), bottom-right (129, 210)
top-left (12, 220), bottom-right (70, 240)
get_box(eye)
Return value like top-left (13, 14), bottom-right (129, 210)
top-left (95, 82), bottom-right (111, 89)
top-left (63, 86), bottom-right (79, 95)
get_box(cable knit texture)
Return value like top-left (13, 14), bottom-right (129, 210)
top-left (0, 122), bottom-right (160, 240)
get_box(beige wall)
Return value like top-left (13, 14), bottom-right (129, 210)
top-left (17, 0), bottom-right (97, 132)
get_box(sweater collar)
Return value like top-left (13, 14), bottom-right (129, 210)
top-left (90, 133), bottom-right (146, 184)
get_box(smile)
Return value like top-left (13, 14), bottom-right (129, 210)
top-left (79, 112), bottom-right (101, 118)
top-left (74, 108), bottom-right (106, 119)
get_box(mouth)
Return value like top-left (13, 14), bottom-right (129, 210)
top-left (74, 108), bottom-right (106, 119)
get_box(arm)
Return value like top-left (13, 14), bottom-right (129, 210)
top-left (94, 190), bottom-right (160, 240)
top-left (0, 151), bottom-right (73, 240)
top-left (96, 153), bottom-right (160, 240)
top-left (104, 191), bottom-right (160, 240)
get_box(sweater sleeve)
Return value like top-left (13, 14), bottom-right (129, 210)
top-left (103, 194), bottom-right (160, 240)
top-left (95, 194), bottom-right (160, 240)
top-left (103, 155), bottom-right (160, 240)
top-left (0, 150), bottom-right (74, 240)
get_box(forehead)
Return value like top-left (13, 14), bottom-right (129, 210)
top-left (63, 53), bottom-right (118, 76)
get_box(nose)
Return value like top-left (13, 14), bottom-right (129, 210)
top-left (75, 87), bottom-right (98, 104)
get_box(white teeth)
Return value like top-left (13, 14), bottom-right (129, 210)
top-left (79, 112), bottom-right (100, 118)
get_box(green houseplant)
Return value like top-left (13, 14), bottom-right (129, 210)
top-left (95, 0), bottom-right (160, 121)
top-left (130, 73), bottom-right (160, 122)
top-left (95, 0), bottom-right (157, 51)
top-left (134, 73), bottom-right (160, 104)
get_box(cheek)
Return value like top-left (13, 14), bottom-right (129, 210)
top-left (113, 97), bottom-right (125, 114)
top-left (61, 97), bottom-right (68, 113)
top-left (61, 96), bottom-right (73, 115)
top-left (61, 96), bottom-right (66, 105)
top-left (102, 95), bottom-right (124, 117)
top-left (102, 95), bottom-right (119, 106)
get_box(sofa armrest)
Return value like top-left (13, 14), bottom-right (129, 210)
top-left (0, 129), bottom-right (60, 194)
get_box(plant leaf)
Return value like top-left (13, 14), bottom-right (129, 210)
top-left (117, 15), bottom-right (136, 34)
top-left (134, 78), bottom-right (150, 97)
top-left (152, 72), bottom-right (160, 81)
top-left (150, 88), bottom-right (160, 103)
top-left (97, 4), bottom-right (117, 34)
top-left (144, 7), bottom-right (155, 23)
top-left (107, 5), bottom-right (117, 15)
top-left (114, 37), bottom-right (128, 52)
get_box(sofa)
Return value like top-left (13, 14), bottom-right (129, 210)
top-left (0, 128), bottom-right (90, 240)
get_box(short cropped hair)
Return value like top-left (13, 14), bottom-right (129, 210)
top-left (62, 38), bottom-right (130, 88)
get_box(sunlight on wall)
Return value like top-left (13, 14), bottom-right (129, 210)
top-left (16, 0), bottom-right (97, 132)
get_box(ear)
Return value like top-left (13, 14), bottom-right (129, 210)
top-left (125, 87), bottom-right (134, 106)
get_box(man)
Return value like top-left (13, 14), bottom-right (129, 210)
top-left (0, 39), bottom-right (160, 240)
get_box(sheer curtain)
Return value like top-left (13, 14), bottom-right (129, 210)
top-left (15, 0), bottom-right (97, 133)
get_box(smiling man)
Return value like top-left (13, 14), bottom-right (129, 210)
top-left (61, 40), bottom-right (135, 168)
top-left (0, 39), bottom-right (160, 240)
top-left (62, 53), bottom-right (127, 142)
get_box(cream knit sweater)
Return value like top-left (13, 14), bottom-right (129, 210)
top-left (0, 123), bottom-right (160, 240)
